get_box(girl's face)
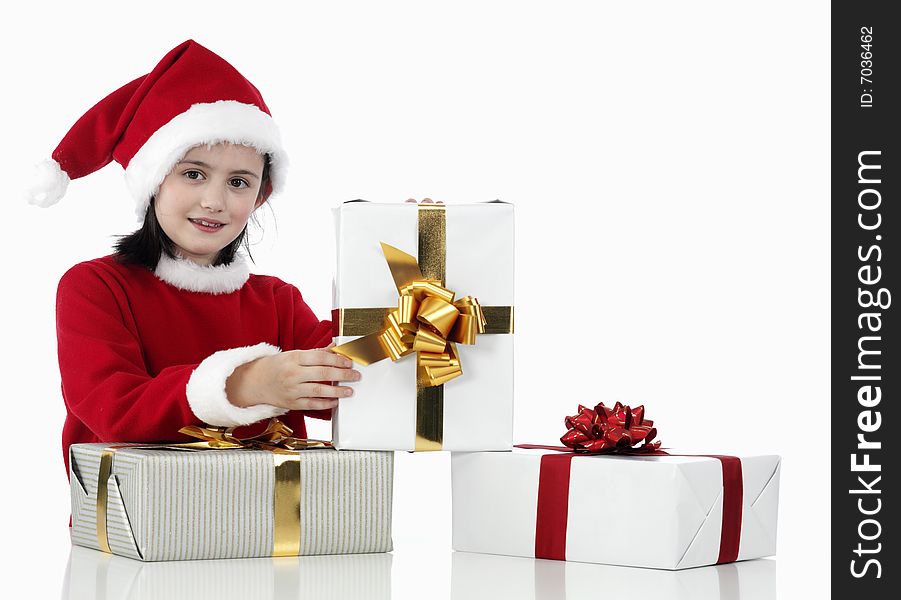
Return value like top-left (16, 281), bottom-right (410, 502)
top-left (154, 143), bottom-right (266, 266)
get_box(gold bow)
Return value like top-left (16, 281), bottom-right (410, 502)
top-left (333, 242), bottom-right (487, 386)
top-left (177, 418), bottom-right (332, 453)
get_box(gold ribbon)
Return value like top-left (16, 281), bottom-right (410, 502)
top-left (332, 242), bottom-right (487, 387)
top-left (331, 203), bottom-right (514, 450)
top-left (94, 419), bottom-right (330, 557)
top-left (177, 418), bottom-right (333, 452)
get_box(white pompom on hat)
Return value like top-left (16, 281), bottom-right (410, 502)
top-left (26, 159), bottom-right (70, 208)
top-left (25, 39), bottom-right (288, 222)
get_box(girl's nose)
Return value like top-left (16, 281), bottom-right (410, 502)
top-left (199, 184), bottom-right (227, 211)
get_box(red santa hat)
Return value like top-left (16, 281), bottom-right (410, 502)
top-left (26, 39), bottom-right (288, 221)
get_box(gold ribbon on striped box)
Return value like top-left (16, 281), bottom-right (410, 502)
top-left (95, 419), bottom-right (331, 557)
top-left (331, 203), bottom-right (514, 451)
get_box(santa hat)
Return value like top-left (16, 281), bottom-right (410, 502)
top-left (26, 39), bottom-right (287, 221)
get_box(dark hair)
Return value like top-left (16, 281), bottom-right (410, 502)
top-left (113, 153), bottom-right (271, 270)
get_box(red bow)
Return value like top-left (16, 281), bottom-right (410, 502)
top-left (560, 402), bottom-right (661, 453)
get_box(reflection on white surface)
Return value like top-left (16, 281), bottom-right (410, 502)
top-left (62, 545), bottom-right (392, 600)
top-left (451, 552), bottom-right (776, 600)
top-left (62, 544), bottom-right (776, 600)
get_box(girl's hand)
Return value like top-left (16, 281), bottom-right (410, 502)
top-left (225, 346), bottom-right (360, 411)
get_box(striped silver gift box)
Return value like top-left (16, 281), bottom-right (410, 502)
top-left (69, 443), bottom-right (394, 561)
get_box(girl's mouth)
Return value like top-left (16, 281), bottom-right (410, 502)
top-left (188, 218), bottom-right (226, 232)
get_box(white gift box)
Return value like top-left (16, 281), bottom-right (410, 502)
top-left (452, 448), bottom-right (780, 570)
top-left (451, 551), bottom-right (776, 600)
top-left (332, 201), bottom-right (514, 451)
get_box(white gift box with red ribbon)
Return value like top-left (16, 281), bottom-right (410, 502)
top-left (452, 448), bottom-right (781, 570)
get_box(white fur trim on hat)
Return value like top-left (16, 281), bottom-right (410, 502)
top-left (124, 100), bottom-right (288, 221)
top-left (186, 342), bottom-right (288, 427)
top-left (154, 251), bottom-right (250, 294)
top-left (26, 158), bottom-right (70, 207)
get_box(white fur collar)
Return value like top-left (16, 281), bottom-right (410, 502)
top-left (154, 252), bottom-right (250, 294)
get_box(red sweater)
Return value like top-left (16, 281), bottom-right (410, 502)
top-left (57, 253), bottom-right (333, 478)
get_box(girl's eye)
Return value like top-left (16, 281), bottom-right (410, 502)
top-left (229, 178), bottom-right (250, 189)
top-left (184, 170), bottom-right (204, 180)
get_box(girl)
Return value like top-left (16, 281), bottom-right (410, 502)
top-left (26, 39), bottom-right (358, 477)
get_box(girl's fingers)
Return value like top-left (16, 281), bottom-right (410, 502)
top-left (293, 397), bottom-right (340, 411)
top-left (298, 366), bottom-right (360, 382)
top-left (296, 349), bottom-right (354, 368)
top-left (296, 382), bottom-right (354, 398)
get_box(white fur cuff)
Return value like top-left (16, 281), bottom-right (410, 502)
top-left (186, 342), bottom-right (287, 427)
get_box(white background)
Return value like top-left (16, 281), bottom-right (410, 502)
top-left (1, 1), bottom-right (828, 598)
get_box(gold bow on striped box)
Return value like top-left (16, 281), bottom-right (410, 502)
top-left (72, 419), bottom-right (393, 561)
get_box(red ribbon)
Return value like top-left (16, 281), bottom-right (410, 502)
top-left (514, 445), bottom-right (744, 564)
top-left (533, 451), bottom-right (577, 561)
top-left (703, 454), bottom-right (743, 564)
top-left (560, 402), bottom-right (661, 454)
